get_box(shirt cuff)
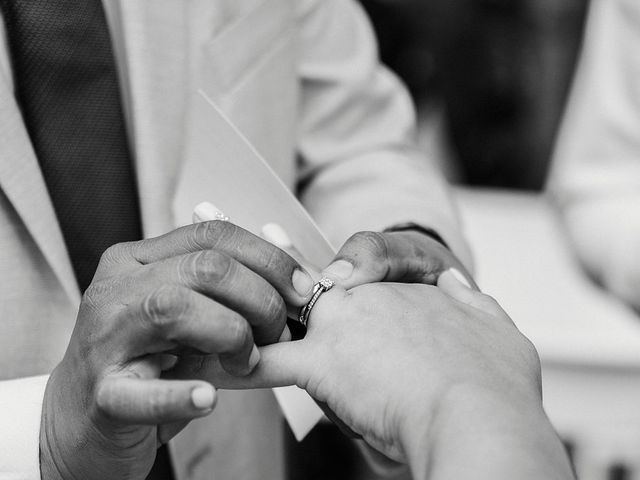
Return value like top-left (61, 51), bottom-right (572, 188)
top-left (383, 223), bottom-right (449, 250)
top-left (0, 375), bottom-right (49, 480)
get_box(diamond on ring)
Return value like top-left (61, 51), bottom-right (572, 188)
top-left (298, 277), bottom-right (335, 328)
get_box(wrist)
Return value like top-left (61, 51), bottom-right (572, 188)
top-left (40, 365), bottom-right (90, 480)
top-left (399, 385), bottom-right (572, 480)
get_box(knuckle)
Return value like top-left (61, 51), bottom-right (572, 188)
top-left (99, 242), bottom-right (133, 267)
top-left (515, 336), bottom-right (543, 392)
top-left (263, 291), bottom-right (287, 326)
top-left (191, 220), bottom-right (231, 250)
top-left (260, 246), bottom-right (278, 270)
top-left (261, 246), bottom-right (288, 273)
top-left (521, 337), bottom-right (542, 375)
top-left (82, 280), bottom-right (116, 309)
top-left (190, 250), bottom-right (233, 286)
top-left (127, 239), bottom-right (155, 264)
top-left (142, 285), bottom-right (188, 330)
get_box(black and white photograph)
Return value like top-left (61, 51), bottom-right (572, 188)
top-left (0, 1), bottom-right (635, 479)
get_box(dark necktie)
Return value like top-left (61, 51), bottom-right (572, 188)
top-left (0, 0), bottom-right (142, 293)
top-left (0, 1), bottom-right (173, 478)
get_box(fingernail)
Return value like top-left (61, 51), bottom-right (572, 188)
top-left (193, 202), bottom-right (227, 223)
top-left (323, 260), bottom-right (354, 280)
top-left (248, 345), bottom-right (261, 371)
top-left (159, 354), bottom-right (178, 371)
top-left (449, 268), bottom-right (472, 288)
top-left (292, 269), bottom-right (314, 297)
top-left (262, 223), bottom-right (293, 249)
top-left (192, 384), bottom-right (216, 410)
top-left (278, 326), bottom-right (292, 343)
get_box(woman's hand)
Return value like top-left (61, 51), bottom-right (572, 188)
top-left (221, 270), bottom-right (573, 480)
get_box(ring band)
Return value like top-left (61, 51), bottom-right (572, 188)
top-left (298, 277), bottom-right (335, 328)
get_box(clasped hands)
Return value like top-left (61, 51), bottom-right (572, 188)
top-left (40, 218), bottom-right (547, 480)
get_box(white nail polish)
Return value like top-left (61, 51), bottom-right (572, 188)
top-left (159, 354), bottom-right (178, 371)
top-left (191, 384), bottom-right (216, 410)
top-left (248, 345), bottom-right (261, 371)
top-left (449, 268), bottom-right (472, 288)
top-left (193, 202), bottom-right (228, 222)
top-left (262, 223), bottom-right (293, 249)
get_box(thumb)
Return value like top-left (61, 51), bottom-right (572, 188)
top-left (96, 375), bottom-right (216, 425)
top-left (321, 231), bottom-right (390, 289)
top-left (322, 230), bottom-right (470, 290)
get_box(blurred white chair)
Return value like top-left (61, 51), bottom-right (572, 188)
top-left (457, 188), bottom-right (640, 480)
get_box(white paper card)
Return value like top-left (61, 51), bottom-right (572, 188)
top-left (175, 90), bottom-right (329, 440)
top-left (273, 386), bottom-right (325, 441)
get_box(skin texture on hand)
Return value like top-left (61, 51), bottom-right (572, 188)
top-left (39, 221), bottom-right (314, 480)
top-left (220, 271), bottom-right (574, 480)
top-left (263, 225), bottom-right (476, 450)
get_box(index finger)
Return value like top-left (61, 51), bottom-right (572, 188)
top-left (133, 222), bottom-right (315, 306)
top-left (170, 342), bottom-right (310, 391)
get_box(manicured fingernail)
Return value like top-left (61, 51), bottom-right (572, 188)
top-left (248, 345), bottom-right (261, 371)
top-left (449, 268), bottom-right (472, 288)
top-left (262, 223), bottom-right (293, 249)
top-left (193, 202), bottom-right (228, 223)
top-left (159, 354), bottom-right (178, 371)
top-left (323, 260), bottom-right (354, 280)
top-left (278, 326), bottom-right (292, 343)
top-left (292, 269), bottom-right (314, 297)
top-left (192, 384), bottom-right (216, 410)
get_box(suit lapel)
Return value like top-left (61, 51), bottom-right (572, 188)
top-left (0, 77), bottom-right (80, 304)
top-left (0, 0), bottom-right (193, 305)
top-left (0, 0), bottom-right (194, 315)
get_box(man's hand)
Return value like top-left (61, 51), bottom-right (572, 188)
top-left (39, 221), bottom-right (314, 480)
top-left (322, 230), bottom-right (475, 290)
top-left (225, 272), bottom-right (573, 480)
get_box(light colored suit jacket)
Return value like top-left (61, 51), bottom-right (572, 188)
top-left (548, 0), bottom-right (640, 308)
top-left (0, 1), bottom-right (470, 478)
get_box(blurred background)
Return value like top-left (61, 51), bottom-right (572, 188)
top-left (287, 2), bottom-right (640, 480)
top-left (362, 0), bottom-right (588, 190)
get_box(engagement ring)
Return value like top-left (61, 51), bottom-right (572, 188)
top-left (298, 277), bottom-right (335, 328)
